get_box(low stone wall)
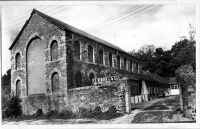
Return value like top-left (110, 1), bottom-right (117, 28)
top-left (21, 79), bottom-right (129, 115)
top-left (22, 94), bottom-right (48, 115)
top-left (67, 79), bottom-right (127, 113)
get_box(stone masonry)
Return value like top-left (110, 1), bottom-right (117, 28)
top-left (10, 9), bottom-right (171, 115)
top-left (9, 9), bottom-right (143, 115)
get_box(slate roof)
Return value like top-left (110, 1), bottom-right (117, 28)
top-left (9, 9), bottom-right (140, 61)
top-left (139, 71), bottom-right (169, 84)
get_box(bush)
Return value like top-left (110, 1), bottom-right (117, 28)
top-left (59, 110), bottom-right (73, 119)
top-left (106, 106), bottom-right (117, 114)
top-left (77, 107), bottom-right (91, 118)
top-left (77, 106), bottom-right (103, 119)
top-left (93, 106), bottom-right (102, 116)
top-left (87, 106), bottom-right (103, 118)
top-left (35, 109), bottom-right (44, 117)
top-left (4, 95), bottom-right (22, 118)
top-left (46, 110), bottom-right (60, 119)
top-left (81, 106), bottom-right (122, 120)
top-left (77, 106), bottom-right (122, 120)
top-left (100, 106), bottom-right (121, 120)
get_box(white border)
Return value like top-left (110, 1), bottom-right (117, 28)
top-left (0, 0), bottom-right (200, 129)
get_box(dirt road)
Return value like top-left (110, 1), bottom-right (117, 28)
top-left (131, 95), bottom-right (194, 123)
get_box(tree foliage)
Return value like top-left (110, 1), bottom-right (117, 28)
top-left (4, 95), bottom-right (22, 118)
top-left (2, 69), bottom-right (11, 91)
top-left (1, 69), bottom-right (11, 110)
top-left (130, 25), bottom-right (195, 77)
top-left (131, 45), bottom-right (156, 73)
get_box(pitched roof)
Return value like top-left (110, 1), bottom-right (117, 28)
top-left (140, 71), bottom-right (169, 84)
top-left (9, 9), bottom-right (140, 61)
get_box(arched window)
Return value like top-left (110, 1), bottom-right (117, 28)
top-left (136, 63), bottom-right (139, 73)
top-left (109, 52), bottom-right (112, 67)
top-left (89, 72), bottom-right (95, 85)
top-left (51, 72), bottom-right (59, 92)
top-left (75, 71), bottom-right (82, 87)
top-left (50, 40), bottom-right (58, 61)
top-left (15, 53), bottom-right (21, 70)
top-left (27, 37), bottom-right (46, 95)
top-left (16, 80), bottom-right (21, 96)
top-left (124, 58), bottom-right (127, 70)
top-left (88, 45), bottom-right (93, 63)
top-left (130, 60), bottom-right (132, 71)
top-left (98, 49), bottom-right (103, 65)
top-left (117, 55), bottom-right (120, 69)
top-left (74, 41), bottom-right (80, 60)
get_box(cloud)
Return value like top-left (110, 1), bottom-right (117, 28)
top-left (1, 4), bottom-right (196, 74)
top-left (88, 4), bottom-right (196, 52)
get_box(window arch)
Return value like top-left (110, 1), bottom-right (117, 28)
top-left (75, 71), bottom-right (82, 87)
top-left (74, 41), bottom-right (80, 60)
top-left (89, 72), bottom-right (95, 85)
top-left (98, 49), bottom-right (103, 65)
top-left (50, 40), bottom-right (58, 61)
top-left (26, 37), bottom-right (46, 95)
top-left (117, 55), bottom-right (120, 69)
top-left (109, 52), bottom-right (112, 67)
top-left (88, 45), bottom-right (93, 63)
top-left (15, 53), bottom-right (21, 70)
top-left (16, 80), bottom-right (21, 96)
top-left (124, 58), bottom-right (127, 70)
top-left (51, 72), bottom-right (59, 92)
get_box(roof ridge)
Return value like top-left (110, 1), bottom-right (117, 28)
top-left (32, 9), bottom-right (140, 60)
top-left (9, 9), bottom-right (141, 61)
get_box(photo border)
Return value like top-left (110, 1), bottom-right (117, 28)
top-left (0, 0), bottom-right (199, 129)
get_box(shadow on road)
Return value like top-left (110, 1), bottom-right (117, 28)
top-left (131, 96), bottom-right (191, 123)
top-left (144, 96), bottom-right (180, 111)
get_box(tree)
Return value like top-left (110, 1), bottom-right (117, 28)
top-left (4, 95), bottom-right (22, 118)
top-left (171, 24), bottom-right (196, 72)
top-left (1, 69), bottom-right (11, 110)
top-left (171, 38), bottom-right (195, 73)
top-left (153, 48), bottom-right (174, 76)
top-left (131, 45), bottom-right (156, 73)
top-left (130, 24), bottom-right (196, 77)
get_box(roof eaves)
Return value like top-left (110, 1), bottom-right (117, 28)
top-left (33, 9), bottom-right (141, 61)
top-left (9, 9), bottom-right (142, 62)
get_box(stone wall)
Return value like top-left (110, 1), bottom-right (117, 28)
top-left (22, 94), bottom-right (48, 115)
top-left (68, 33), bottom-right (141, 88)
top-left (10, 12), bottom-right (67, 115)
top-left (10, 10), bottom-right (139, 115)
top-left (67, 79), bottom-right (128, 114)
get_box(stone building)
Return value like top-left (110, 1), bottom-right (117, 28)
top-left (9, 9), bottom-right (169, 115)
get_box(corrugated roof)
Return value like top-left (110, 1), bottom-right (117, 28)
top-left (9, 9), bottom-right (140, 61)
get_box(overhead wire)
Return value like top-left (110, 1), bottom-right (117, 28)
top-left (3, 5), bottom-right (160, 35)
top-left (3, 6), bottom-right (70, 34)
top-left (4, 6), bottom-right (47, 22)
top-left (86, 5), bottom-right (148, 32)
top-left (85, 5), bottom-right (141, 31)
top-left (3, 6), bottom-right (61, 29)
top-left (86, 5), bottom-right (159, 33)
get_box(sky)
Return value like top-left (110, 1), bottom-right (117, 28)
top-left (1, 4), bottom-right (196, 74)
